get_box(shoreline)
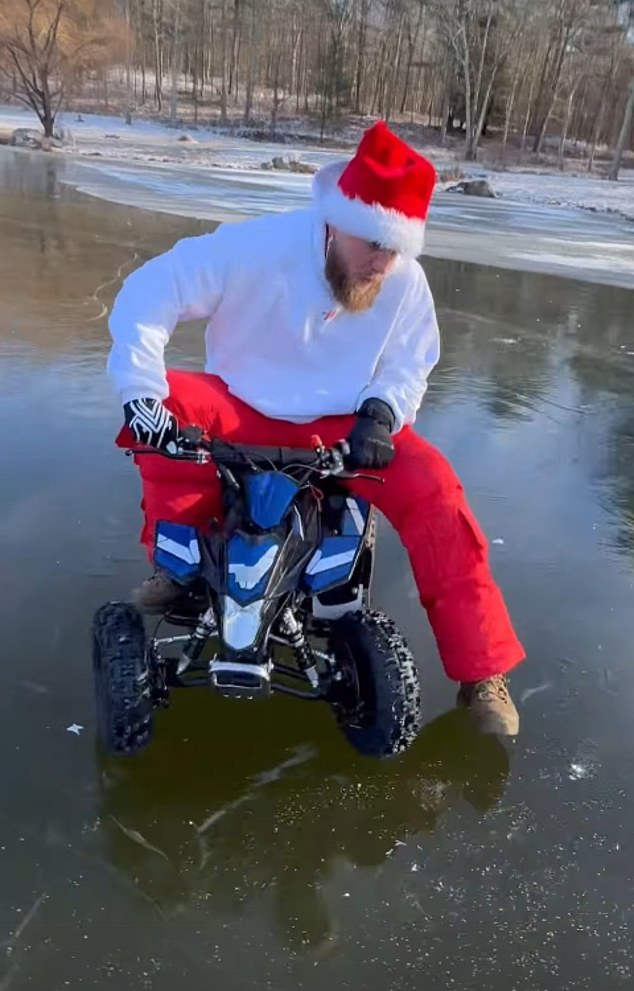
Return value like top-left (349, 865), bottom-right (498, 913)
top-left (2, 103), bottom-right (634, 223)
top-left (2, 104), bottom-right (633, 291)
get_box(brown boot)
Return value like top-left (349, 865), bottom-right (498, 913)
top-left (457, 675), bottom-right (519, 736)
top-left (131, 570), bottom-right (181, 614)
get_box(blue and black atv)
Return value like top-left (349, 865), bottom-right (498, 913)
top-left (92, 427), bottom-right (422, 759)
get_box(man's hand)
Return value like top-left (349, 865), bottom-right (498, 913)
top-left (346, 398), bottom-right (395, 470)
top-left (123, 397), bottom-right (179, 452)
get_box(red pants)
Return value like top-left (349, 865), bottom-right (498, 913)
top-left (116, 371), bottom-right (525, 683)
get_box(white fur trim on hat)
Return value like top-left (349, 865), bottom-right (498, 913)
top-left (312, 160), bottom-right (426, 257)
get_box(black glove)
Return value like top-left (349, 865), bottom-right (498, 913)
top-left (346, 398), bottom-right (395, 470)
top-left (123, 397), bottom-right (179, 452)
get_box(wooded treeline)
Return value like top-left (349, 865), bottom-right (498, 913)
top-left (1, 0), bottom-right (633, 169)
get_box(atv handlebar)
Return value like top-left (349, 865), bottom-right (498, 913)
top-left (180, 425), bottom-right (350, 471)
top-left (205, 440), bottom-right (348, 471)
top-left (127, 424), bottom-right (382, 482)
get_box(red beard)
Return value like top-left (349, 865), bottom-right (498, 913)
top-left (324, 243), bottom-right (383, 313)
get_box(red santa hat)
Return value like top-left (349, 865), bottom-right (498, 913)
top-left (312, 120), bottom-right (436, 258)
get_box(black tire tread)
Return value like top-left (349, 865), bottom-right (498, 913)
top-left (328, 609), bottom-right (422, 757)
top-left (92, 601), bottom-right (153, 755)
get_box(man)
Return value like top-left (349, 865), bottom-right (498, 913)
top-left (107, 120), bottom-right (525, 735)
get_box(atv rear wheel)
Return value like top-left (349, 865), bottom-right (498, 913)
top-left (327, 610), bottom-right (422, 758)
top-left (92, 601), bottom-right (153, 756)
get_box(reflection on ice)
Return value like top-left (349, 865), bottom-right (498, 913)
top-left (56, 153), bottom-right (634, 289)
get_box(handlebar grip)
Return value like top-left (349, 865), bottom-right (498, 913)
top-left (210, 441), bottom-right (322, 468)
top-left (174, 426), bottom-right (348, 469)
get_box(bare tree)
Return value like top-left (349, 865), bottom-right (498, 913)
top-left (318, 0), bottom-right (354, 138)
top-left (434, 0), bottom-right (522, 160)
top-left (169, 0), bottom-right (182, 123)
top-left (2, 0), bottom-right (631, 165)
top-left (608, 77), bottom-right (634, 179)
top-left (0, 0), bottom-right (127, 137)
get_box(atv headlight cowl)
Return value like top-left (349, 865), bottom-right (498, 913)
top-left (222, 597), bottom-right (265, 650)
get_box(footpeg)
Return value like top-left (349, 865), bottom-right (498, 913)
top-left (209, 660), bottom-right (271, 699)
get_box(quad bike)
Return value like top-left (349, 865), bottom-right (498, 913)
top-left (92, 427), bottom-right (422, 759)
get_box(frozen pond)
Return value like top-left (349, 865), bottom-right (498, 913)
top-left (1, 148), bottom-right (634, 990)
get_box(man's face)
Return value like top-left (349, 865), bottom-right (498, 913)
top-left (325, 227), bottom-right (397, 312)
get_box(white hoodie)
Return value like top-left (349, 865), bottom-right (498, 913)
top-left (107, 207), bottom-right (440, 432)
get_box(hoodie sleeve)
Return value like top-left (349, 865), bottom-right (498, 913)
top-left (356, 265), bottom-right (440, 432)
top-left (107, 232), bottom-right (224, 405)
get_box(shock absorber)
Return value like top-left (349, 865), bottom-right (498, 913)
top-left (280, 608), bottom-right (319, 689)
top-left (178, 607), bottom-right (217, 675)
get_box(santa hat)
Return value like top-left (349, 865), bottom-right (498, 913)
top-left (312, 120), bottom-right (436, 258)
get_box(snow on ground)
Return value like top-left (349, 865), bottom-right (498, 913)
top-left (475, 169), bottom-right (634, 223)
top-left (2, 103), bottom-right (633, 225)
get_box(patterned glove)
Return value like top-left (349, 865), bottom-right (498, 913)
top-left (346, 398), bottom-right (395, 470)
top-left (123, 397), bottom-right (179, 453)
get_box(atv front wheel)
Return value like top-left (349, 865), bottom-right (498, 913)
top-left (92, 601), bottom-right (153, 756)
top-left (327, 610), bottom-right (422, 758)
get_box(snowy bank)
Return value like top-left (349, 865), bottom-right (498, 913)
top-left (2, 104), bottom-right (633, 289)
top-left (2, 104), bottom-right (633, 225)
top-left (466, 169), bottom-right (634, 223)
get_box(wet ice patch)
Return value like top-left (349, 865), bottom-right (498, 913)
top-left (568, 761), bottom-right (593, 781)
top-left (109, 815), bottom-right (170, 861)
top-left (520, 682), bottom-right (552, 705)
top-left (415, 779), bottom-right (451, 811)
top-left (565, 743), bottom-right (600, 782)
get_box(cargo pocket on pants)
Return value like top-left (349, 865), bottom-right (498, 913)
top-left (457, 504), bottom-right (489, 564)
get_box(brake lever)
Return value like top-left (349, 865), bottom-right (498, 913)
top-left (216, 462), bottom-right (240, 490)
top-left (339, 470), bottom-right (385, 483)
top-left (124, 446), bottom-right (210, 463)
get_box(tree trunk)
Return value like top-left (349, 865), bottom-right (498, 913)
top-left (608, 80), bottom-right (634, 181)
top-left (399, 39), bottom-right (413, 117)
top-left (296, 26), bottom-right (305, 113)
top-left (152, 0), bottom-right (163, 111)
top-left (384, 14), bottom-right (404, 124)
top-left (460, 22), bottom-right (474, 159)
top-left (243, 0), bottom-right (256, 122)
top-left (586, 81), bottom-right (610, 172)
top-left (38, 69), bottom-right (56, 137)
top-left (370, 36), bottom-right (388, 117)
top-left (501, 55), bottom-right (522, 158)
top-left (400, 3), bottom-right (425, 116)
top-left (220, 0), bottom-right (228, 122)
top-left (439, 75), bottom-right (450, 146)
top-left (519, 68), bottom-right (538, 159)
top-left (271, 52), bottom-right (281, 133)
top-left (290, 24), bottom-right (301, 100)
top-left (229, 0), bottom-right (241, 99)
top-left (354, 0), bottom-right (369, 114)
top-left (471, 4), bottom-right (494, 134)
top-left (532, 21), bottom-right (570, 155)
top-left (558, 78), bottom-right (582, 171)
top-left (170, 0), bottom-right (181, 124)
top-left (41, 101), bottom-right (55, 138)
top-left (206, 4), bottom-right (213, 87)
top-left (468, 72), bottom-right (497, 160)
top-left (125, 0), bottom-right (132, 104)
